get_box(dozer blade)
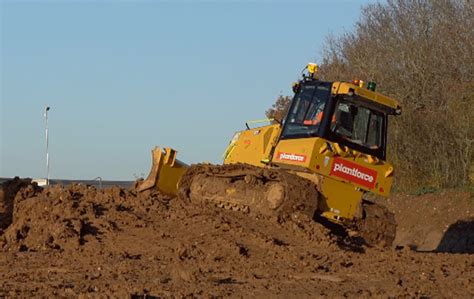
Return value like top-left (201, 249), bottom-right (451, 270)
top-left (137, 147), bottom-right (188, 195)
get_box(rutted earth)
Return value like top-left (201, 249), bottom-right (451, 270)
top-left (0, 178), bottom-right (473, 297)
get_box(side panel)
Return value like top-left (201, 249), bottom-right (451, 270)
top-left (224, 124), bottom-right (281, 167)
top-left (272, 137), bottom-right (322, 170)
top-left (272, 138), bottom-right (395, 197)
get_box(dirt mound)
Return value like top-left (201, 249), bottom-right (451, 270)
top-left (1, 181), bottom-right (171, 252)
top-left (0, 178), bottom-right (40, 230)
top-left (1, 180), bottom-right (335, 254)
top-left (0, 180), bottom-right (473, 297)
top-left (382, 190), bottom-right (474, 253)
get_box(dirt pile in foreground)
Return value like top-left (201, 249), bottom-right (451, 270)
top-left (0, 179), bottom-right (473, 297)
top-left (0, 178), bottom-right (39, 231)
top-left (0, 181), bottom-right (169, 252)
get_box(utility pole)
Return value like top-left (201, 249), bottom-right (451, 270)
top-left (44, 106), bottom-right (51, 185)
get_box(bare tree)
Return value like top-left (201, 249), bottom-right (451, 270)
top-left (265, 95), bottom-right (291, 123)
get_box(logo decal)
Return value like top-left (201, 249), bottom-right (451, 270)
top-left (330, 157), bottom-right (378, 189)
top-left (277, 152), bottom-right (307, 162)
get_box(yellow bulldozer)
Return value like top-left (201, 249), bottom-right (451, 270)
top-left (138, 63), bottom-right (402, 247)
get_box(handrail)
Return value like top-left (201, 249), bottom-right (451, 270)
top-left (245, 118), bottom-right (275, 129)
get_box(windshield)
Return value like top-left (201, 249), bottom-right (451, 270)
top-left (281, 83), bottom-right (332, 138)
top-left (330, 99), bottom-right (384, 149)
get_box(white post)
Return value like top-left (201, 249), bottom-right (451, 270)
top-left (44, 106), bottom-right (51, 185)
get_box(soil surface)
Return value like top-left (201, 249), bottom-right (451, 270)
top-left (0, 178), bottom-right (473, 297)
top-left (383, 190), bottom-right (474, 253)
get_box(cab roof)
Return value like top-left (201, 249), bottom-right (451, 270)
top-left (331, 82), bottom-right (401, 115)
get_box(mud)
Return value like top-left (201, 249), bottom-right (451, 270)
top-left (0, 177), bottom-right (39, 231)
top-left (356, 201), bottom-right (396, 247)
top-left (0, 179), bottom-right (473, 297)
top-left (382, 190), bottom-right (474, 253)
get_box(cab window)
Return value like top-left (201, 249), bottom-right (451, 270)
top-left (281, 82), bottom-right (332, 138)
top-left (331, 100), bottom-right (383, 149)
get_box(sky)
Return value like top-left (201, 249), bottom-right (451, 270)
top-left (1, 0), bottom-right (373, 180)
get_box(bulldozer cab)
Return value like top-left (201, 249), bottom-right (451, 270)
top-left (281, 79), bottom-right (391, 160)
